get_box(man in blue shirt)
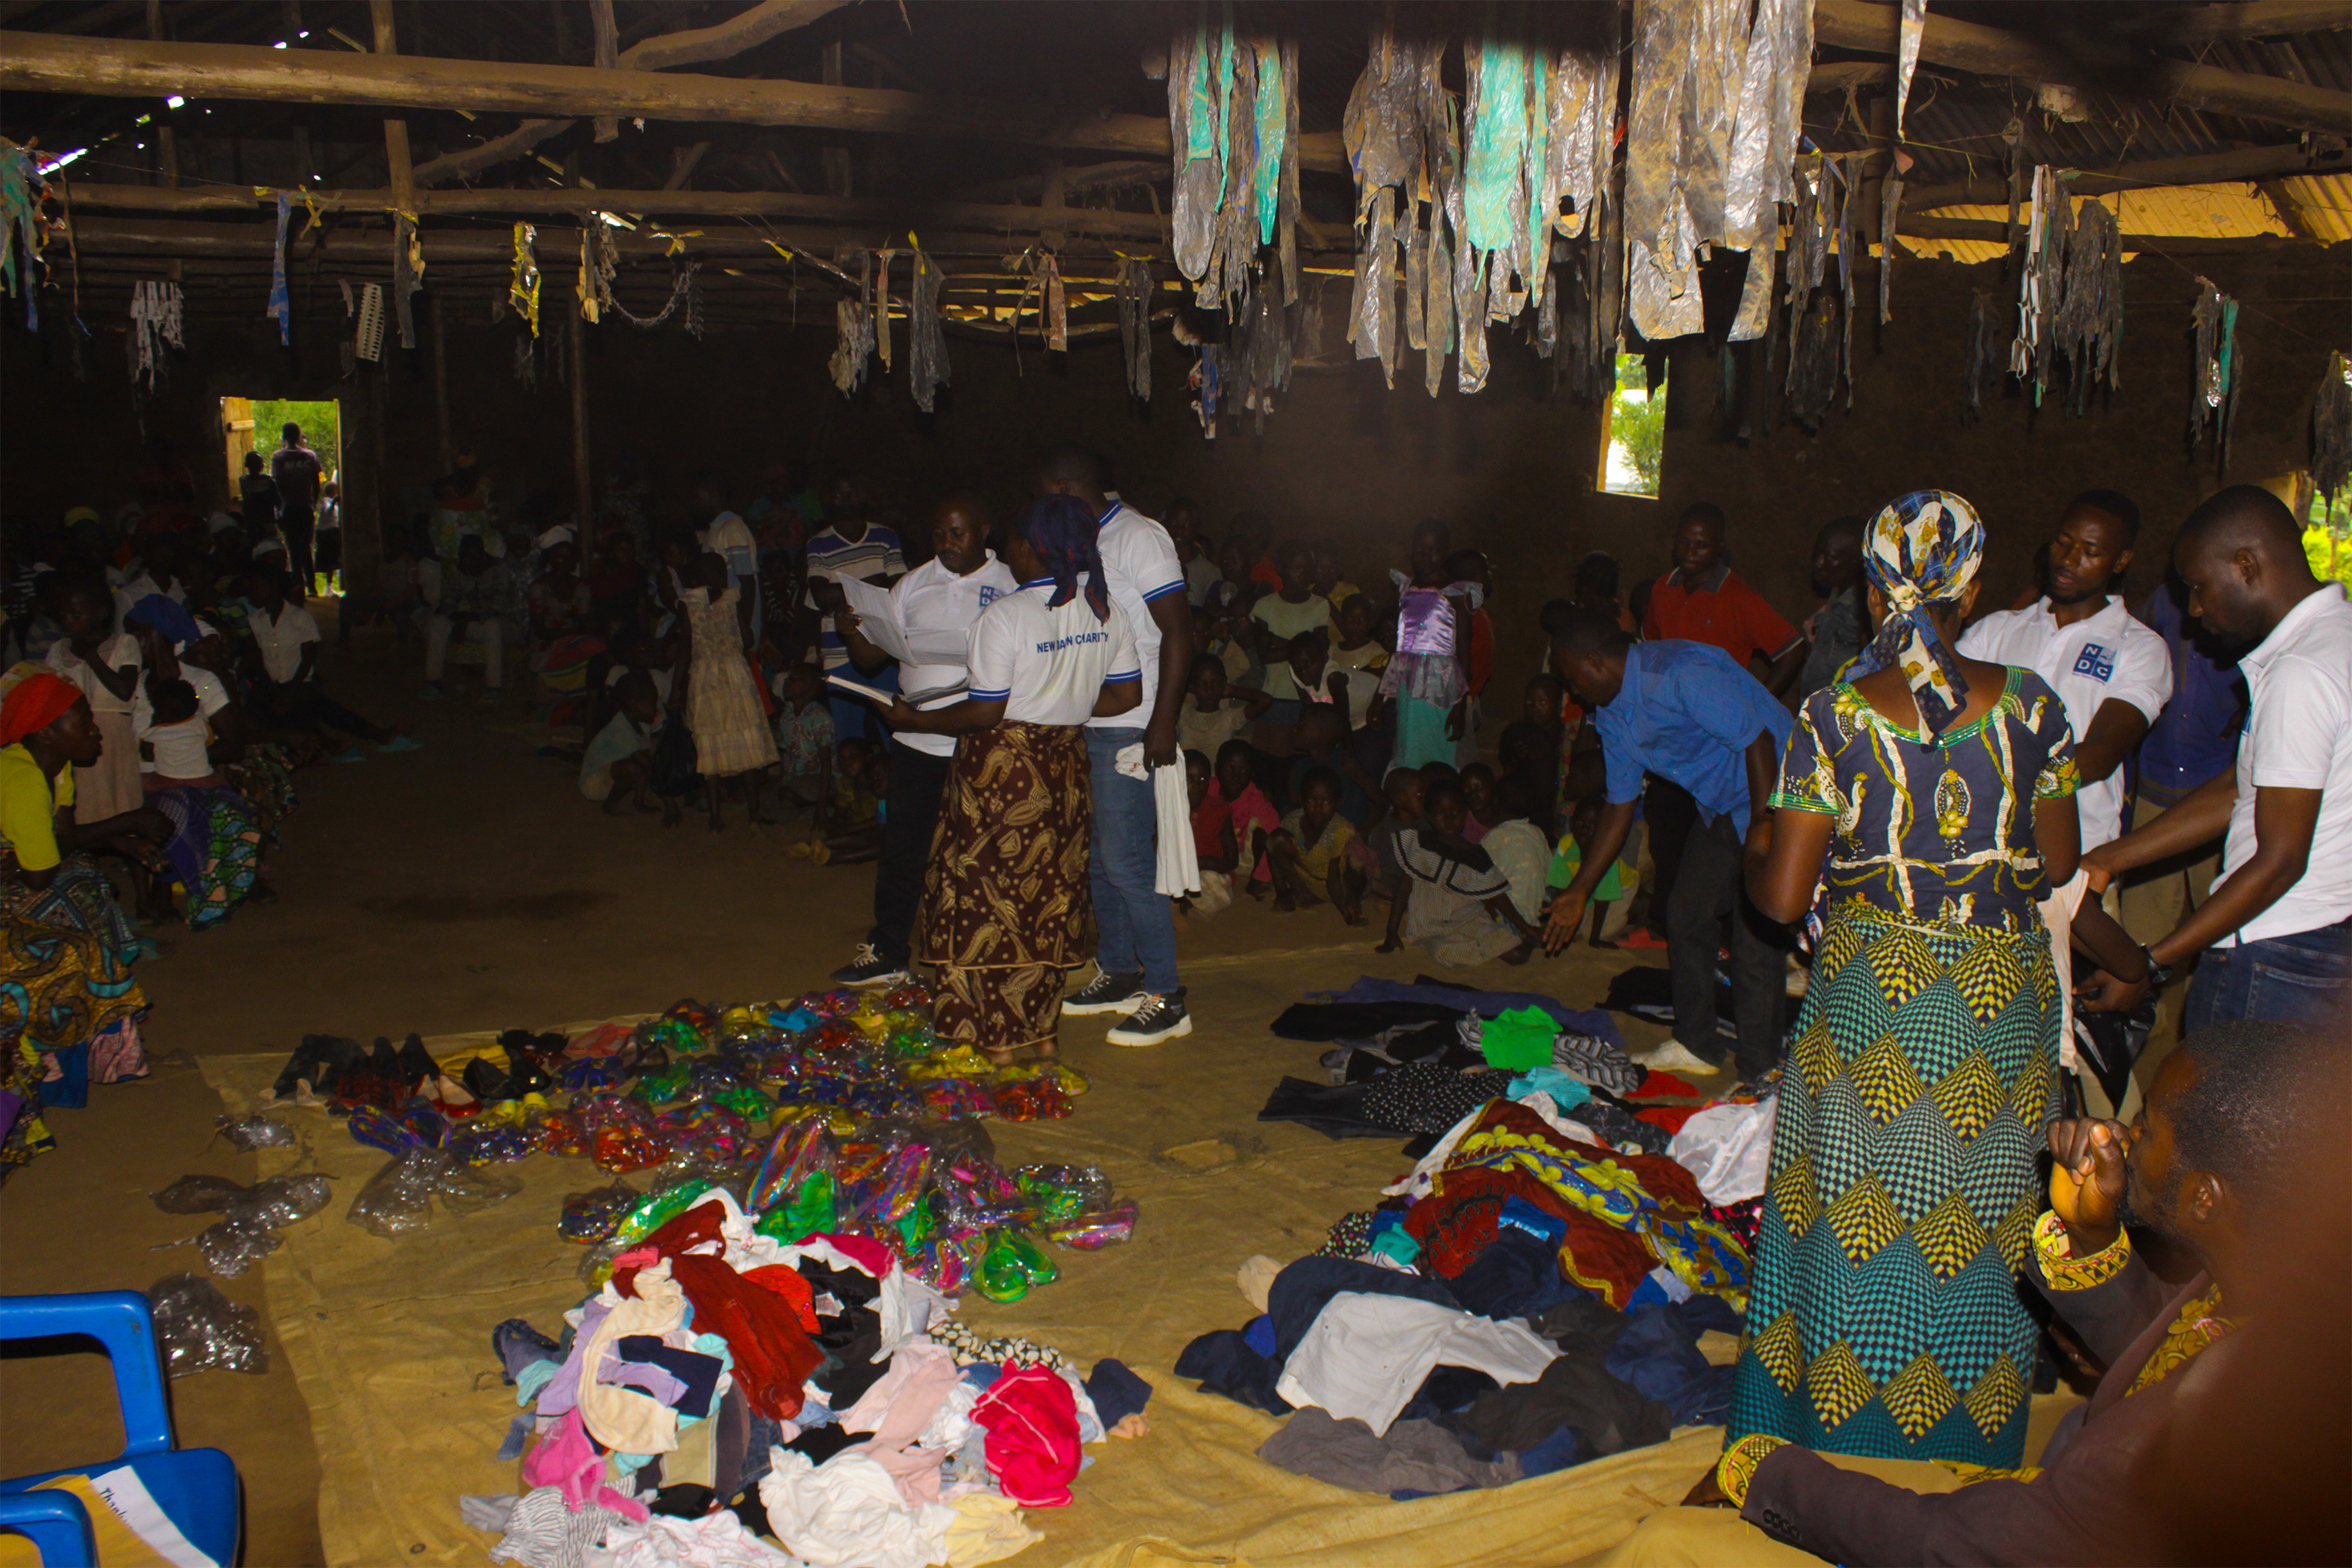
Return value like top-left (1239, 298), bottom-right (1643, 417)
top-left (1544, 606), bottom-right (1792, 1079)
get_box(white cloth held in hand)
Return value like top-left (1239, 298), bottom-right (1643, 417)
top-left (1153, 754), bottom-right (1200, 896)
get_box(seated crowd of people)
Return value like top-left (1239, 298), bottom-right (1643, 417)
top-left (0, 423), bottom-right (415, 1178)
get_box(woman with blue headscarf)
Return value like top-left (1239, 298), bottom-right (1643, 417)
top-left (888, 495), bottom-right (1142, 1062)
top-left (1719, 492), bottom-right (2087, 1481)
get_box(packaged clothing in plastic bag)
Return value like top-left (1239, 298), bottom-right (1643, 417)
top-left (222, 1173), bottom-right (333, 1231)
top-left (147, 1273), bottom-right (268, 1376)
top-left (213, 1112), bottom-right (299, 1152)
top-left (347, 1148), bottom-right (521, 1238)
top-left (152, 1174), bottom-right (251, 1214)
top-left (193, 1219), bottom-right (281, 1278)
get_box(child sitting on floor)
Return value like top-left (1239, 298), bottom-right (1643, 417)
top-left (136, 676), bottom-right (218, 785)
top-left (1265, 768), bottom-right (1366, 924)
top-left (1176, 652), bottom-right (1271, 763)
top-left (774, 661), bottom-right (836, 815)
top-left (1210, 739), bottom-right (1280, 898)
top-left (1353, 764), bottom-right (1428, 909)
top-left (795, 735), bottom-right (883, 864)
top-left (1480, 779), bottom-right (1553, 933)
top-left (1279, 703), bottom-right (1380, 825)
top-left (581, 670), bottom-right (662, 817)
top-left (1549, 794), bottom-right (1634, 947)
top-left (1180, 749), bottom-right (1240, 920)
top-left (1459, 761), bottom-right (1499, 844)
top-left (1378, 776), bottom-right (1540, 967)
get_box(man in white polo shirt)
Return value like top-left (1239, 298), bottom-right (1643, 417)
top-left (2081, 485), bottom-right (2352, 1031)
top-left (1034, 446), bottom-right (1196, 1047)
top-left (831, 494), bottom-right (1018, 988)
top-left (1958, 490), bottom-right (2172, 852)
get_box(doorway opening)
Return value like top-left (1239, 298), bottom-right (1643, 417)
top-left (220, 397), bottom-right (343, 592)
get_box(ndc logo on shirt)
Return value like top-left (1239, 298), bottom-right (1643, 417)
top-left (2073, 642), bottom-right (2116, 682)
top-left (976, 586), bottom-right (1002, 609)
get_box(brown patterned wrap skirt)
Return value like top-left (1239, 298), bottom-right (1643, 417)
top-left (916, 720), bottom-right (1093, 1056)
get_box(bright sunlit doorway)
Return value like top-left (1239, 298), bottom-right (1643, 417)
top-left (220, 396), bottom-right (343, 594)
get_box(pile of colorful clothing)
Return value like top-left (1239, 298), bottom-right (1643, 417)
top-left (469, 1188), bottom-right (1154, 1568)
top-left (1178, 979), bottom-right (1780, 1498)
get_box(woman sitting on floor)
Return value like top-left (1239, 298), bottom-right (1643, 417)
top-left (527, 526), bottom-right (606, 730)
top-left (0, 669), bottom-right (161, 1179)
top-left (893, 494), bottom-right (1140, 1065)
top-left (132, 669), bottom-right (264, 931)
top-left (1377, 775), bottom-right (1541, 967)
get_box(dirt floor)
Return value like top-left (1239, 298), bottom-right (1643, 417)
top-left (0, 615), bottom-right (1700, 1568)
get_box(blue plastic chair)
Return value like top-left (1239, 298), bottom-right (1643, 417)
top-left (0, 1292), bottom-right (241, 1567)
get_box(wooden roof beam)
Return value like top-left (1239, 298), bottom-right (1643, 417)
top-left (1904, 141), bottom-right (2351, 210)
top-left (60, 178), bottom-right (1174, 241)
top-left (2161, 2), bottom-right (2352, 42)
top-left (0, 29), bottom-right (1351, 171)
top-left (1896, 214), bottom-right (2305, 254)
top-left (1811, 0), bottom-right (2352, 135)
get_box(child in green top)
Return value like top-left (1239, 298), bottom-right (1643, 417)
top-left (1548, 795), bottom-right (1632, 947)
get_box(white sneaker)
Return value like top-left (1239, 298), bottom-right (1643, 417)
top-left (1635, 1037), bottom-right (1721, 1074)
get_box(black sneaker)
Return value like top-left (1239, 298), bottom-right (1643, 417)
top-left (833, 943), bottom-right (913, 988)
top-left (1106, 990), bottom-right (1193, 1046)
top-left (1061, 970), bottom-right (1146, 1016)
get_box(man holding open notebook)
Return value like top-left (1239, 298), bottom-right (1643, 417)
top-left (828, 493), bottom-right (1016, 988)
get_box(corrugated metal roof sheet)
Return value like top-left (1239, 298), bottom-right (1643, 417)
top-left (2276, 172), bottom-right (2352, 243)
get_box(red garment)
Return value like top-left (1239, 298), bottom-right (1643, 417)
top-left (1634, 1069), bottom-right (1699, 1098)
top-left (0, 672), bottom-right (83, 745)
top-left (1467, 608), bottom-right (1494, 697)
top-left (1641, 568), bottom-right (1798, 666)
top-left (1190, 791), bottom-right (1232, 860)
top-left (670, 1254), bottom-right (822, 1420)
top-left (1250, 557), bottom-right (1285, 590)
top-left (742, 1264), bottom-right (821, 1332)
top-left (972, 1366), bottom-right (1080, 1508)
top-left (1634, 1105), bottom-right (1702, 1134)
top-left (810, 1232), bottom-right (893, 1276)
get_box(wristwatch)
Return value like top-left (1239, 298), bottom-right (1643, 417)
top-left (2138, 944), bottom-right (2173, 989)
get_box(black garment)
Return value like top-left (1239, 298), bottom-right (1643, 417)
top-left (797, 1261), bottom-right (886, 1408)
top-left (1357, 1063), bottom-right (1512, 1135)
top-left (615, 1335), bottom-right (725, 1413)
top-left (249, 680), bottom-right (377, 746)
top-left (1667, 811), bottom-right (1790, 1077)
top-left (1642, 775), bottom-right (1699, 941)
top-left (1084, 1359), bottom-right (1154, 1428)
top-left (1173, 1329), bottom-right (1291, 1414)
top-left (1256, 1078), bottom-right (1399, 1141)
top-left (281, 505), bottom-right (316, 593)
top-left (1269, 1000), bottom-right (1465, 1041)
top-left (867, 743), bottom-right (952, 966)
top-left (1602, 1297), bottom-right (1741, 1428)
top-left (314, 525), bottom-right (343, 580)
top-left (1447, 1228), bottom-right (1584, 1320)
top-left (1460, 1353), bottom-right (1671, 1458)
top-left (1256, 1407), bottom-right (1523, 1496)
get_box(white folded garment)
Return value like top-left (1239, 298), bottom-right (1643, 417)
top-left (1153, 754), bottom-right (1200, 897)
top-left (1274, 1292), bottom-right (1559, 1436)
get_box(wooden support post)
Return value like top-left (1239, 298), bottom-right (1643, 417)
top-left (590, 0), bottom-right (618, 143)
top-left (430, 290), bottom-right (452, 473)
top-left (568, 283), bottom-right (593, 551)
top-left (820, 42), bottom-right (853, 197)
top-left (369, 0), bottom-right (413, 212)
top-left (145, 0), bottom-right (177, 187)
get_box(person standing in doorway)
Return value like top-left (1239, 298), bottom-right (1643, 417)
top-left (238, 452), bottom-right (280, 544)
top-left (1036, 446), bottom-right (1196, 1047)
top-left (2079, 485), bottom-right (2352, 1031)
top-left (313, 481), bottom-right (343, 598)
top-left (831, 493), bottom-right (1018, 988)
top-left (1791, 515), bottom-right (1867, 699)
top-left (1544, 604), bottom-right (1791, 1078)
top-left (1955, 490), bottom-right (2172, 854)
top-left (270, 423), bottom-right (324, 601)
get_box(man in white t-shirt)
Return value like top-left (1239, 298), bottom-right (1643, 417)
top-left (1956, 490), bottom-right (2172, 851)
top-left (241, 565), bottom-right (418, 761)
top-left (1034, 446), bottom-right (1196, 1047)
top-left (693, 473), bottom-right (761, 630)
top-left (831, 495), bottom-right (1018, 988)
top-left (2080, 485), bottom-right (2351, 1032)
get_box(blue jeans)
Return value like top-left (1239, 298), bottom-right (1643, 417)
top-left (1087, 727), bottom-right (1181, 995)
top-left (2183, 920), bottom-right (2352, 1033)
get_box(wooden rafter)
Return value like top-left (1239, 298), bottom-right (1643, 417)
top-left (0, 28), bottom-right (1352, 170)
top-left (1811, 0), bottom-right (2352, 135)
top-left (1902, 142), bottom-right (2350, 212)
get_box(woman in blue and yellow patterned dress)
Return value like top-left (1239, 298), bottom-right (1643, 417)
top-left (1724, 492), bottom-right (2082, 1474)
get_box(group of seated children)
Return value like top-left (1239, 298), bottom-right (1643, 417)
top-left (1182, 678), bottom-right (1633, 971)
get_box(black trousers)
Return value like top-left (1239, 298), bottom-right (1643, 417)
top-left (1643, 775), bottom-right (1699, 938)
top-left (867, 743), bottom-right (953, 967)
top-left (252, 679), bottom-right (375, 744)
top-left (1667, 811), bottom-right (1789, 1077)
top-left (281, 506), bottom-right (316, 593)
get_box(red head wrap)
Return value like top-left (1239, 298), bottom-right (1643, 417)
top-left (0, 672), bottom-right (83, 746)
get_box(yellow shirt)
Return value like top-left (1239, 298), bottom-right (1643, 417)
top-left (0, 742), bottom-right (69, 873)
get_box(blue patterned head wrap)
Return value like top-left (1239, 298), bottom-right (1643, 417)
top-left (1855, 490), bottom-right (1985, 738)
top-left (125, 593), bottom-right (202, 650)
top-left (1014, 494), bottom-right (1110, 621)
